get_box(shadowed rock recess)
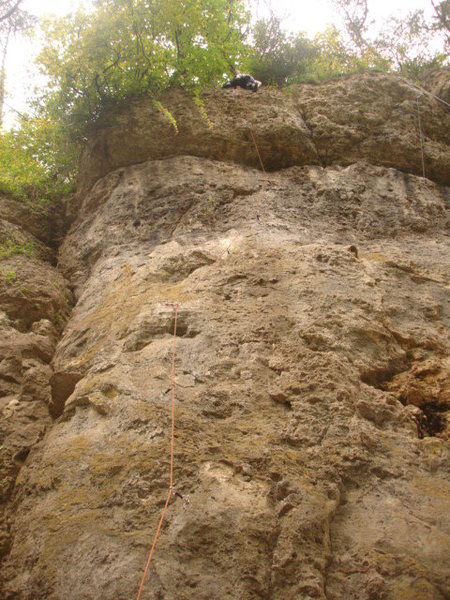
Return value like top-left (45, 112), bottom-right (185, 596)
top-left (1, 73), bottom-right (449, 600)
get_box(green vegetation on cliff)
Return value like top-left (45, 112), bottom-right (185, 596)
top-left (0, 0), bottom-right (448, 203)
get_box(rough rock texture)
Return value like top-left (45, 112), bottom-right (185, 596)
top-left (1, 73), bottom-right (449, 600)
top-left (78, 72), bottom-right (450, 193)
top-left (0, 196), bottom-right (73, 563)
top-left (420, 66), bottom-right (450, 105)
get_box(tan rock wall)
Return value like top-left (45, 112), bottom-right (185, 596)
top-left (0, 74), bottom-right (449, 600)
top-left (78, 73), bottom-right (450, 193)
top-left (0, 196), bottom-right (73, 565)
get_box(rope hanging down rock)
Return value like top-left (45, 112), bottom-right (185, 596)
top-left (135, 90), bottom-right (269, 599)
top-left (416, 94), bottom-right (426, 180)
top-left (136, 303), bottom-right (178, 600)
top-left (134, 75), bottom-right (447, 597)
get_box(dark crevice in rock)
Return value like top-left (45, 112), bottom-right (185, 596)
top-left (296, 104), bottom-right (325, 168)
top-left (0, 187), bottom-right (78, 576)
top-left (174, 320), bottom-right (192, 337)
top-left (360, 361), bottom-right (410, 388)
top-left (267, 525), bottom-right (282, 600)
top-left (419, 402), bottom-right (448, 437)
top-left (401, 398), bottom-right (449, 438)
top-left (49, 371), bottom-right (83, 418)
top-left (361, 349), bottom-right (449, 438)
top-left (269, 390), bottom-right (293, 410)
top-left (13, 447), bottom-right (30, 466)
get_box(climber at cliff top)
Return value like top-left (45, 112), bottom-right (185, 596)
top-left (222, 73), bottom-right (261, 92)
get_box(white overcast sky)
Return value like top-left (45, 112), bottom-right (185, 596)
top-left (2, 0), bottom-right (439, 128)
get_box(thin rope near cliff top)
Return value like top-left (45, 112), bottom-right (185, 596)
top-left (135, 89), bottom-right (269, 599)
top-left (416, 94), bottom-right (426, 180)
top-left (402, 78), bottom-right (450, 109)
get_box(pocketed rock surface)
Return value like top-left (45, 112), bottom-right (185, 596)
top-left (1, 73), bottom-right (449, 600)
top-left (78, 71), bottom-right (450, 192)
top-left (0, 196), bottom-right (73, 564)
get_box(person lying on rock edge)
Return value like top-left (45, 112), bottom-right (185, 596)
top-left (222, 73), bottom-right (262, 92)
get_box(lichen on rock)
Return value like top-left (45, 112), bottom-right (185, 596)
top-left (0, 73), bottom-right (449, 600)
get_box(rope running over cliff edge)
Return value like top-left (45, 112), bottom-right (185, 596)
top-left (134, 76), bottom-right (448, 596)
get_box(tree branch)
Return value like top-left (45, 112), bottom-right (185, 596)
top-left (0, 0), bottom-right (23, 24)
top-left (431, 0), bottom-right (450, 36)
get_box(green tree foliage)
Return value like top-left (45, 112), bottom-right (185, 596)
top-left (0, 0), bottom-right (448, 206)
top-left (331, 0), bottom-right (370, 51)
top-left (0, 0), bottom-right (35, 126)
top-left (245, 1), bottom-right (448, 87)
top-left (330, 0), bottom-right (448, 78)
top-left (37, 0), bottom-right (250, 138)
top-left (0, 117), bottom-right (76, 201)
top-left (308, 26), bottom-right (388, 81)
top-left (244, 15), bottom-right (318, 85)
top-left (245, 19), bottom-right (388, 86)
top-left (1, 0), bottom-right (250, 203)
top-left (431, 0), bottom-right (450, 51)
top-left (376, 9), bottom-right (447, 78)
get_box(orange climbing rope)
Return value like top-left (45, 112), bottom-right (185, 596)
top-left (136, 90), bottom-right (267, 599)
top-left (136, 303), bottom-right (178, 600)
top-left (134, 78), bottom-right (449, 597)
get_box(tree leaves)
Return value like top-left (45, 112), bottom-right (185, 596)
top-left (0, 118), bottom-right (77, 201)
top-left (0, 0), bottom-right (448, 204)
top-left (36, 0), bottom-right (249, 137)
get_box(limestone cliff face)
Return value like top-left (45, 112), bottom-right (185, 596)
top-left (78, 72), bottom-right (450, 192)
top-left (0, 73), bottom-right (449, 600)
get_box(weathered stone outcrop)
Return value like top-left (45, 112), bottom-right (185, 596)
top-left (78, 72), bottom-right (450, 193)
top-left (0, 196), bottom-right (73, 563)
top-left (1, 73), bottom-right (449, 600)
